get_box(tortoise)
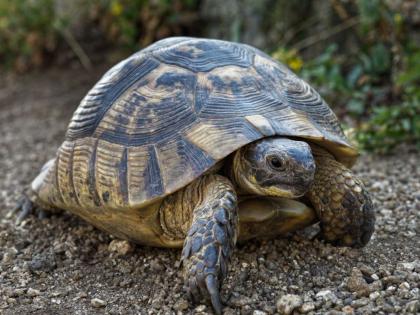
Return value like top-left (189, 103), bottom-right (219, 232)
top-left (16, 37), bottom-right (375, 314)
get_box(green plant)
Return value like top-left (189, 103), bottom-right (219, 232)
top-left (0, 0), bottom-right (199, 71)
top-left (0, 0), bottom-right (65, 71)
top-left (356, 97), bottom-right (420, 153)
top-left (275, 43), bottom-right (393, 117)
top-left (91, 0), bottom-right (199, 49)
top-left (271, 47), bottom-right (303, 72)
top-left (272, 0), bottom-right (420, 153)
top-left (397, 46), bottom-right (420, 89)
top-left (357, 43), bottom-right (420, 152)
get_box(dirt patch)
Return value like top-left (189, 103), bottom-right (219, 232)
top-left (0, 65), bottom-right (419, 314)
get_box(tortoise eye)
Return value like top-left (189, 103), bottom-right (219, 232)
top-left (267, 155), bottom-right (286, 171)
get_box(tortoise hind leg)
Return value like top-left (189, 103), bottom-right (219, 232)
top-left (12, 194), bottom-right (37, 224)
top-left (12, 159), bottom-right (61, 224)
top-left (178, 175), bottom-right (238, 315)
top-left (11, 191), bottom-right (56, 225)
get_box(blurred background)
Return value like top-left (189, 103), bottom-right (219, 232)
top-left (0, 0), bottom-right (419, 153)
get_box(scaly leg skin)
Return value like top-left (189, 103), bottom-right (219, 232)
top-left (180, 175), bottom-right (238, 315)
top-left (307, 147), bottom-right (375, 248)
top-left (12, 192), bottom-right (49, 225)
top-left (12, 159), bottom-right (59, 224)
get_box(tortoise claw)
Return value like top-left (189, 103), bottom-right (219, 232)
top-left (183, 262), bottom-right (224, 315)
top-left (7, 197), bottom-right (25, 218)
top-left (12, 194), bottom-right (48, 225)
top-left (182, 231), bottom-right (227, 314)
top-left (15, 196), bottom-right (36, 225)
top-left (181, 198), bottom-right (237, 315)
top-left (206, 274), bottom-right (222, 315)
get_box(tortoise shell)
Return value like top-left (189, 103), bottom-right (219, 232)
top-left (36, 37), bottom-right (357, 213)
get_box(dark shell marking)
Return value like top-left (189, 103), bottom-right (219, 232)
top-left (39, 37), bottom-right (356, 210)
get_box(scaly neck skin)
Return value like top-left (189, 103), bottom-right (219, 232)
top-left (227, 150), bottom-right (259, 196)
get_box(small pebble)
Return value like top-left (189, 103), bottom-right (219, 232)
top-left (399, 282), bottom-right (410, 290)
top-left (27, 288), bottom-right (41, 297)
top-left (346, 268), bottom-right (381, 297)
top-left (316, 290), bottom-right (337, 304)
top-left (174, 299), bottom-right (189, 311)
top-left (368, 291), bottom-right (380, 300)
top-left (91, 298), bottom-right (107, 308)
top-left (276, 294), bottom-right (302, 315)
top-left (194, 305), bottom-right (207, 312)
top-left (351, 297), bottom-right (369, 308)
top-left (108, 240), bottom-right (134, 256)
top-left (397, 260), bottom-right (420, 272)
top-left (342, 305), bottom-right (355, 314)
top-left (405, 300), bottom-right (419, 313)
top-left (2, 247), bottom-right (17, 264)
top-left (299, 302), bottom-right (315, 313)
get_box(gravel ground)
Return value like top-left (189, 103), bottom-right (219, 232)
top-left (0, 65), bottom-right (419, 315)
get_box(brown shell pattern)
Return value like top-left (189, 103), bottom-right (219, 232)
top-left (39, 37), bottom-right (357, 211)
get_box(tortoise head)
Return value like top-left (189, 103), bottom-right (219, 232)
top-left (232, 137), bottom-right (316, 198)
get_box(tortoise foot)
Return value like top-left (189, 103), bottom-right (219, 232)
top-left (319, 187), bottom-right (374, 248)
top-left (308, 152), bottom-right (375, 248)
top-left (12, 194), bottom-right (48, 225)
top-left (181, 183), bottom-right (238, 315)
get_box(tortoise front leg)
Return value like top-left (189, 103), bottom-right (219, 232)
top-left (178, 175), bottom-right (238, 314)
top-left (307, 147), bottom-right (375, 248)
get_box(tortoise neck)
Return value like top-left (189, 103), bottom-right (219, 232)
top-left (225, 150), bottom-right (254, 196)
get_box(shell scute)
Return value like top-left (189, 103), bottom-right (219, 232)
top-left (154, 39), bottom-right (253, 72)
top-left (66, 57), bottom-right (160, 141)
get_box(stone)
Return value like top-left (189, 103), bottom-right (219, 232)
top-left (108, 240), bottom-right (134, 256)
top-left (405, 300), bottom-right (419, 313)
top-left (359, 264), bottom-right (375, 276)
top-left (2, 247), bottom-right (17, 264)
top-left (27, 288), bottom-right (41, 297)
top-left (10, 288), bottom-right (25, 297)
top-left (357, 303), bottom-right (375, 314)
top-left (342, 305), bottom-right (355, 314)
top-left (194, 305), bottom-right (207, 312)
top-left (383, 275), bottom-right (402, 285)
top-left (91, 298), bottom-right (107, 308)
top-left (371, 274), bottom-right (380, 281)
top-left (315, 290), bottom-right (338, 304)
top-left (299, 302), bottom-right (315, 313)
top-left (276, 294), bottom-right (303, 315)
top-left (150, 259), bottom-right (164, 272)
top-left (347, 268), bottom-right (372, 297)
top-left (28, 252), bottom-right (57, 274)
top-left (396, 260), bottom-right (420, 272)
top-left (351, 297), bottom-right (369, 308)
top-left (230, 295), bottom-right (252, 307)
top-left (174, 299), bottom-right (189, 311)
top-left (398, 282), bottom-right (410, 290)
top-left (368, 291), bottom-right (380, 300)
top-left (386, 286), bottom-right (396, 292)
